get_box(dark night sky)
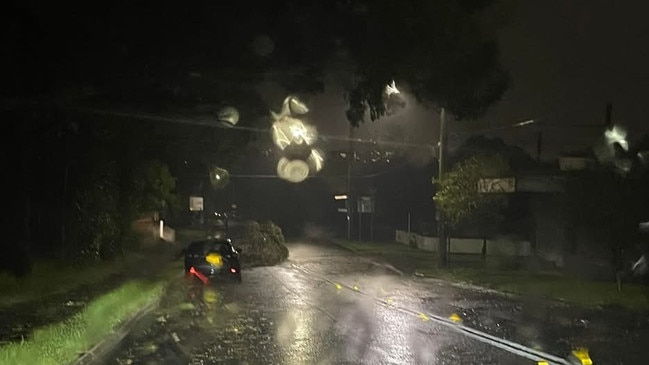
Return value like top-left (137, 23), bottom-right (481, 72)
top-left (5, 1), bottom-right (649, 162)
top-left (466, 0), bottom-right (649, 158)
top-left (293, 1), bottom-right (649, 162)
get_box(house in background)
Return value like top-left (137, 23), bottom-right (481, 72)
top-left (523, 154), bottom-right (620, 279)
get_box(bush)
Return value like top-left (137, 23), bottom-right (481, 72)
top-left (235, 221), bottom-right (288, 267)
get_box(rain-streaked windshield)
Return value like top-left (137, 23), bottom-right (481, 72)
top-left (2, 1), bottom-right (649, 364)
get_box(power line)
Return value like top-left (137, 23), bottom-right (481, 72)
top-left (231, 170), bottom-right (406, 180)
top-left (69, 106), bottom-right (436, 150)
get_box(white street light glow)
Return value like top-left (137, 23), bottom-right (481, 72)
top-left (271, 115), bottom-right (317, 149)
top-left (271, 119), bottom-right (318, 149)
top-left (217, 106), bottom-right (240, 126)
top-left (309, 148), bottom-right (324, 172)
top-left (385, 80), bottom-right (400, 96)
top-left (289, 97), bottom-right (309, 115)
top-left (270, 95), bottom-right (324, 182)
top-left (605, 124), bottom-right (629, 151)
top-left (512, 119), bottom-right (535, 127)
top-left (334, 195), bottom-right (348, 200)
top-left (276, 157), bottom-right (310, 183)
top-left (290, 124), bottom-right (307, 140)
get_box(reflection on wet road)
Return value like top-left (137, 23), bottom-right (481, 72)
top-left (106, 242), bottom-right (649, 364)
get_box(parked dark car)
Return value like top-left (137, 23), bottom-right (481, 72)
top-left (183, 239), bottom-right (242, 283)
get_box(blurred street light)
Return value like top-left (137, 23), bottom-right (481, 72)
top-left (385, 80), bottom-right (400, 96)
top-left (512, 119), bottom-right (535, 127)
top-left (604, 124), bottom-right (629, 151)
top-left (217, 106), bottom-right (240, 127)
top-left (209, 166), bottom-right (230, 189)
top-left (271, 96), bottom-right (322, 183)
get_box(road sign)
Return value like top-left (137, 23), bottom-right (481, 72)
top-left (477, 178), bottom-right (516, 193)
top-left (357, 196), bottom-right (375, 213)
top-left (337, 208), bottom-right (348, 213)
top-left (189, 196), bottom-right (204, 211)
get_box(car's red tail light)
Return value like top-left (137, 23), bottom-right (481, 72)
top-left (189, 266), bottom-right (209, 285)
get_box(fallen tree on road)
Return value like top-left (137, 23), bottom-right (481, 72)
top-left (231, 221), bottom-right (289, 268)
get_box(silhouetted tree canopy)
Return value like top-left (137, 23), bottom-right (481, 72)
top-left (3, 0), bottom-right (511, 126)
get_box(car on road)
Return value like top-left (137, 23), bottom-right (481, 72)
top-left (183, 238), bottom-right (242, 283)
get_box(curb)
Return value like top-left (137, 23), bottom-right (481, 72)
top-left (329, 240), bottom-right (404, 276)
top-left (329, 240), bottom-right (530, 297)
top-left (70, 297), bottom-right (161, 365)
top-left (70, 271), bottom-right (182, 365)
top-left (328, 239), bottom-right (570, 306)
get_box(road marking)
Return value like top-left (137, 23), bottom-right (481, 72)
top-left (570, 348), bottom-right (593, 365)
top-left (290, 264), bottom-right (574, 365)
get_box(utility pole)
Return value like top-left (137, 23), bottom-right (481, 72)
top-left (437, 108), bottom-right (448, 267)
top-left (346, 124), bottom-right (353, 240)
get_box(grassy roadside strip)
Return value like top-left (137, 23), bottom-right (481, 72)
top-left (0, 227), bottom-right (196, 309)
top-left (0, 257), bottom-right (137, 308)
top-left (0, 261), bottom-right (183, 365)
top-left (335, 240), bottom-right (649, 311)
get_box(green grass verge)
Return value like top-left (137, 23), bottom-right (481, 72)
top-left (0, 280), bottom-right (165, 365)
top-left (0, 258), bottom-right (134, 308)
top-left (425, 267), bottom-right (649, 311)
top-left (336, 240), bottom-right (649, 311)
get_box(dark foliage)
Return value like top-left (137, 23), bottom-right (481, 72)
top-left (235, 221), bottom-right (289, 267)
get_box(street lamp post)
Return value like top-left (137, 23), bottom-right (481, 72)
top-left (437, 107), bottom-right (448, 267)
top-left (346, 124), bottom-right (353, 240)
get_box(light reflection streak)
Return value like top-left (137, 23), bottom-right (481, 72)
top-left (270, 267), bottom-right (331, 363)
top-left (605, 124), bottom-right (628, 151)
top-left (72, 106), bottom-right (433, 149)
top-left (271, 95), bottom-right (323, 182)
top-left (276, 158), bottom-right (310, 183)
top-left (308, 149), bottom-right (324, 172)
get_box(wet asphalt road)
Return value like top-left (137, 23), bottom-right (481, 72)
top-left (105, 241), bottom-right (649, 365)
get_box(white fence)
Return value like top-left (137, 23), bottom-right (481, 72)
top-left (161, 226), bottom-right (176, 242)
top-left (395, 230), bottom-right (531, 256)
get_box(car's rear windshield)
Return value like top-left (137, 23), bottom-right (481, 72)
top-left (207, 241), bottom-right (233, 255)
top-left (187, 240), bottom-right (232, 255)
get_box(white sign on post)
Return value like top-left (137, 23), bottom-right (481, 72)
top-left (357, 196), bottom-right (375, 213)
top-left (189, 196), bottom-right (204, 211)
top-left (477, 178), bottom-right (516, 193)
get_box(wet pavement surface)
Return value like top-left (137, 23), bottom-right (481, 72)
top-left (105, 242), bottom-right (649, 365)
